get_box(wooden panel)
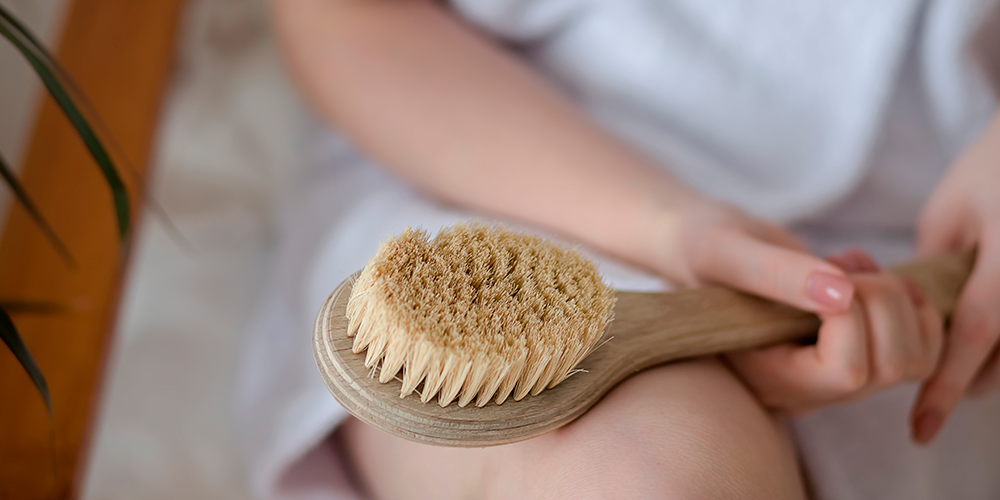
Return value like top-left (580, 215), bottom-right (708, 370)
top-left (0, 0), bottom-right (184, 498)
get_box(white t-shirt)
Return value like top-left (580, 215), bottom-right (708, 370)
top-left (235, 1), bottom-right (1000, 498)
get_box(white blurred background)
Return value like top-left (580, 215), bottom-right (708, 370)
top-left (66, 0), bottom-right (305, 497)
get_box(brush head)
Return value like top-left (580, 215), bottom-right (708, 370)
top-left (345, 222), bottom-right (615, 408)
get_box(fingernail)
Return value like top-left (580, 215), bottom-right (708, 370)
top-left (902, 277), bottom-right (927, 308)
top-left (913, 409), bottom-right (943, 444)
top-left (806, 271), bottom-right (854, 311)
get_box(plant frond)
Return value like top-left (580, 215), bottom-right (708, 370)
top-left (0, 6), bottom-right (130, 244)
top-left (0, 306), bottom-right (51, 414)
top-left (0, 152), bottom-right (76, 267)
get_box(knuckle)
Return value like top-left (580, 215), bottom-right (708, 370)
top-left (831, 363), bottom-right (868, 393)
top-left (851, 275), bottom-right (888, 304)
top-left (687, 235), bottom-right (713, 274)
top-left (687, 228), bottom-right (727, 279)
top-left (879, 356), bottom-right (907, 385)
top-left (848, 274), bottom-right (874, 294)
top-left (876, 276), bottom-right (906, 298)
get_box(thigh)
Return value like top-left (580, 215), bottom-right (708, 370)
top-left (339, 357), bottom-right (805, 500)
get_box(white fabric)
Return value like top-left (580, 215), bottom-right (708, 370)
top-left (451, 0), bottom-right (990, 222)
top-left (233, 1), bottom-right (1000, 499)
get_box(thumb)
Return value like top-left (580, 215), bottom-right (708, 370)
top-left (695, 231), bottom-right (854, 313)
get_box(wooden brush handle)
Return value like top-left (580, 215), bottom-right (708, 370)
top-left (890, 250), bottom-right (975, 318)
top-left (607, 250), bottom-right (976, 374)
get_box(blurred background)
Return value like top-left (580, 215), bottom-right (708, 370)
top-left (6, 1), bottom-right (999, 499)
top-left (0, 0), bottom-right (300, 497)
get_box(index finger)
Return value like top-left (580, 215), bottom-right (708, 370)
top-left (695, 231), bottom-right (854, 314)
top-left (911, 234), bottom-right (1000, 444)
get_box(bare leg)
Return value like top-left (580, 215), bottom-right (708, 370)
top-left (339, 358), bottom-right (805, 500)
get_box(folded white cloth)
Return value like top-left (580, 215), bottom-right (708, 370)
top-left (235, 1), bottom-right (1000, 498)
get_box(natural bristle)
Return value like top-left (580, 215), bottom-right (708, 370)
top-left (345, 222), bottom-right (616, 407)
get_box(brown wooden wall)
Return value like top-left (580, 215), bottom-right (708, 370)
top-left (0, 0), bottom-right (184, 497)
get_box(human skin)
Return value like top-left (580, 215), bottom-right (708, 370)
top-left (727, 251), bottom-right (944, 414)
top-left (912, 113), bottom-right (1000, 443)
top-left (268, 0), bottom-right (974, 496)
top-left (339, 359), bottom-right (807, 499)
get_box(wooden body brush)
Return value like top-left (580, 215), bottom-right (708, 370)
top-left (313, 223), bottom-right (974, 447)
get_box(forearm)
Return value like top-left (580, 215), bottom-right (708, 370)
top-left (271, 0), bottom-right (700, 272)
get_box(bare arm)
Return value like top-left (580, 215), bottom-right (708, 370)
top-left (273, 0), bottom-right (955, 444)
top-left (270, 0), bottom-right (697, 274)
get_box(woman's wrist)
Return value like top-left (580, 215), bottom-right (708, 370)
top-left (580, 173), bottom-right (712, 282)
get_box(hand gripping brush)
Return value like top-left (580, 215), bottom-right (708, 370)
top-left (313, 223), bottom-right (974, 447)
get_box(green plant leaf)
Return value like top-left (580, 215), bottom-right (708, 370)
top-left (0, 6), bottom-right (130, 243)
top-left (0, 151), bottom-right (76, 267)
top-left (0, 306), bottom-right (51, 414)
top-left (0, 3), bottom-right (49, 61)
top-left (1, 6), bottom-right (195, 254)
top-left (0, 300), bottom-right (69, 315)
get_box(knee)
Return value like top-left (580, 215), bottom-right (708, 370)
top-left (491, 359), bottom-right (804, 500)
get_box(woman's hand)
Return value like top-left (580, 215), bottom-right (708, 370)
top-left (648, 199), bottom-right (855, 311)
top-left (724, 251), bottom-right (943, 414)
top-left (911, 113), bottom-right (1000, 444)
top-left (647, 200), bottom-right (943, 415)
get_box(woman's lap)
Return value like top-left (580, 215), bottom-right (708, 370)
top-left (339, 357), bottom-right (805, 500)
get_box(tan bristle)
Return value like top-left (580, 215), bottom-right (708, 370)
top-left (476, 357), bottom-right (512, 407)
top-left (399, 341), bottom-right (432, 397)
top-left (514, 350), bottom-right (552, 401)
top-left (458, 354), bottom-right (493, 407)
top-left (364, 333), bottom-right (388, 368)
top-left (420, 355), bottom-right (446, 403)
top-left (439, 357), bottom-right (473, 407)
top-left (493, 352), bottom-right (525, 405)
top-left (345, 222), bottom-right (616, 407)
top-left (549, 342), bottom-right (589, 387)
